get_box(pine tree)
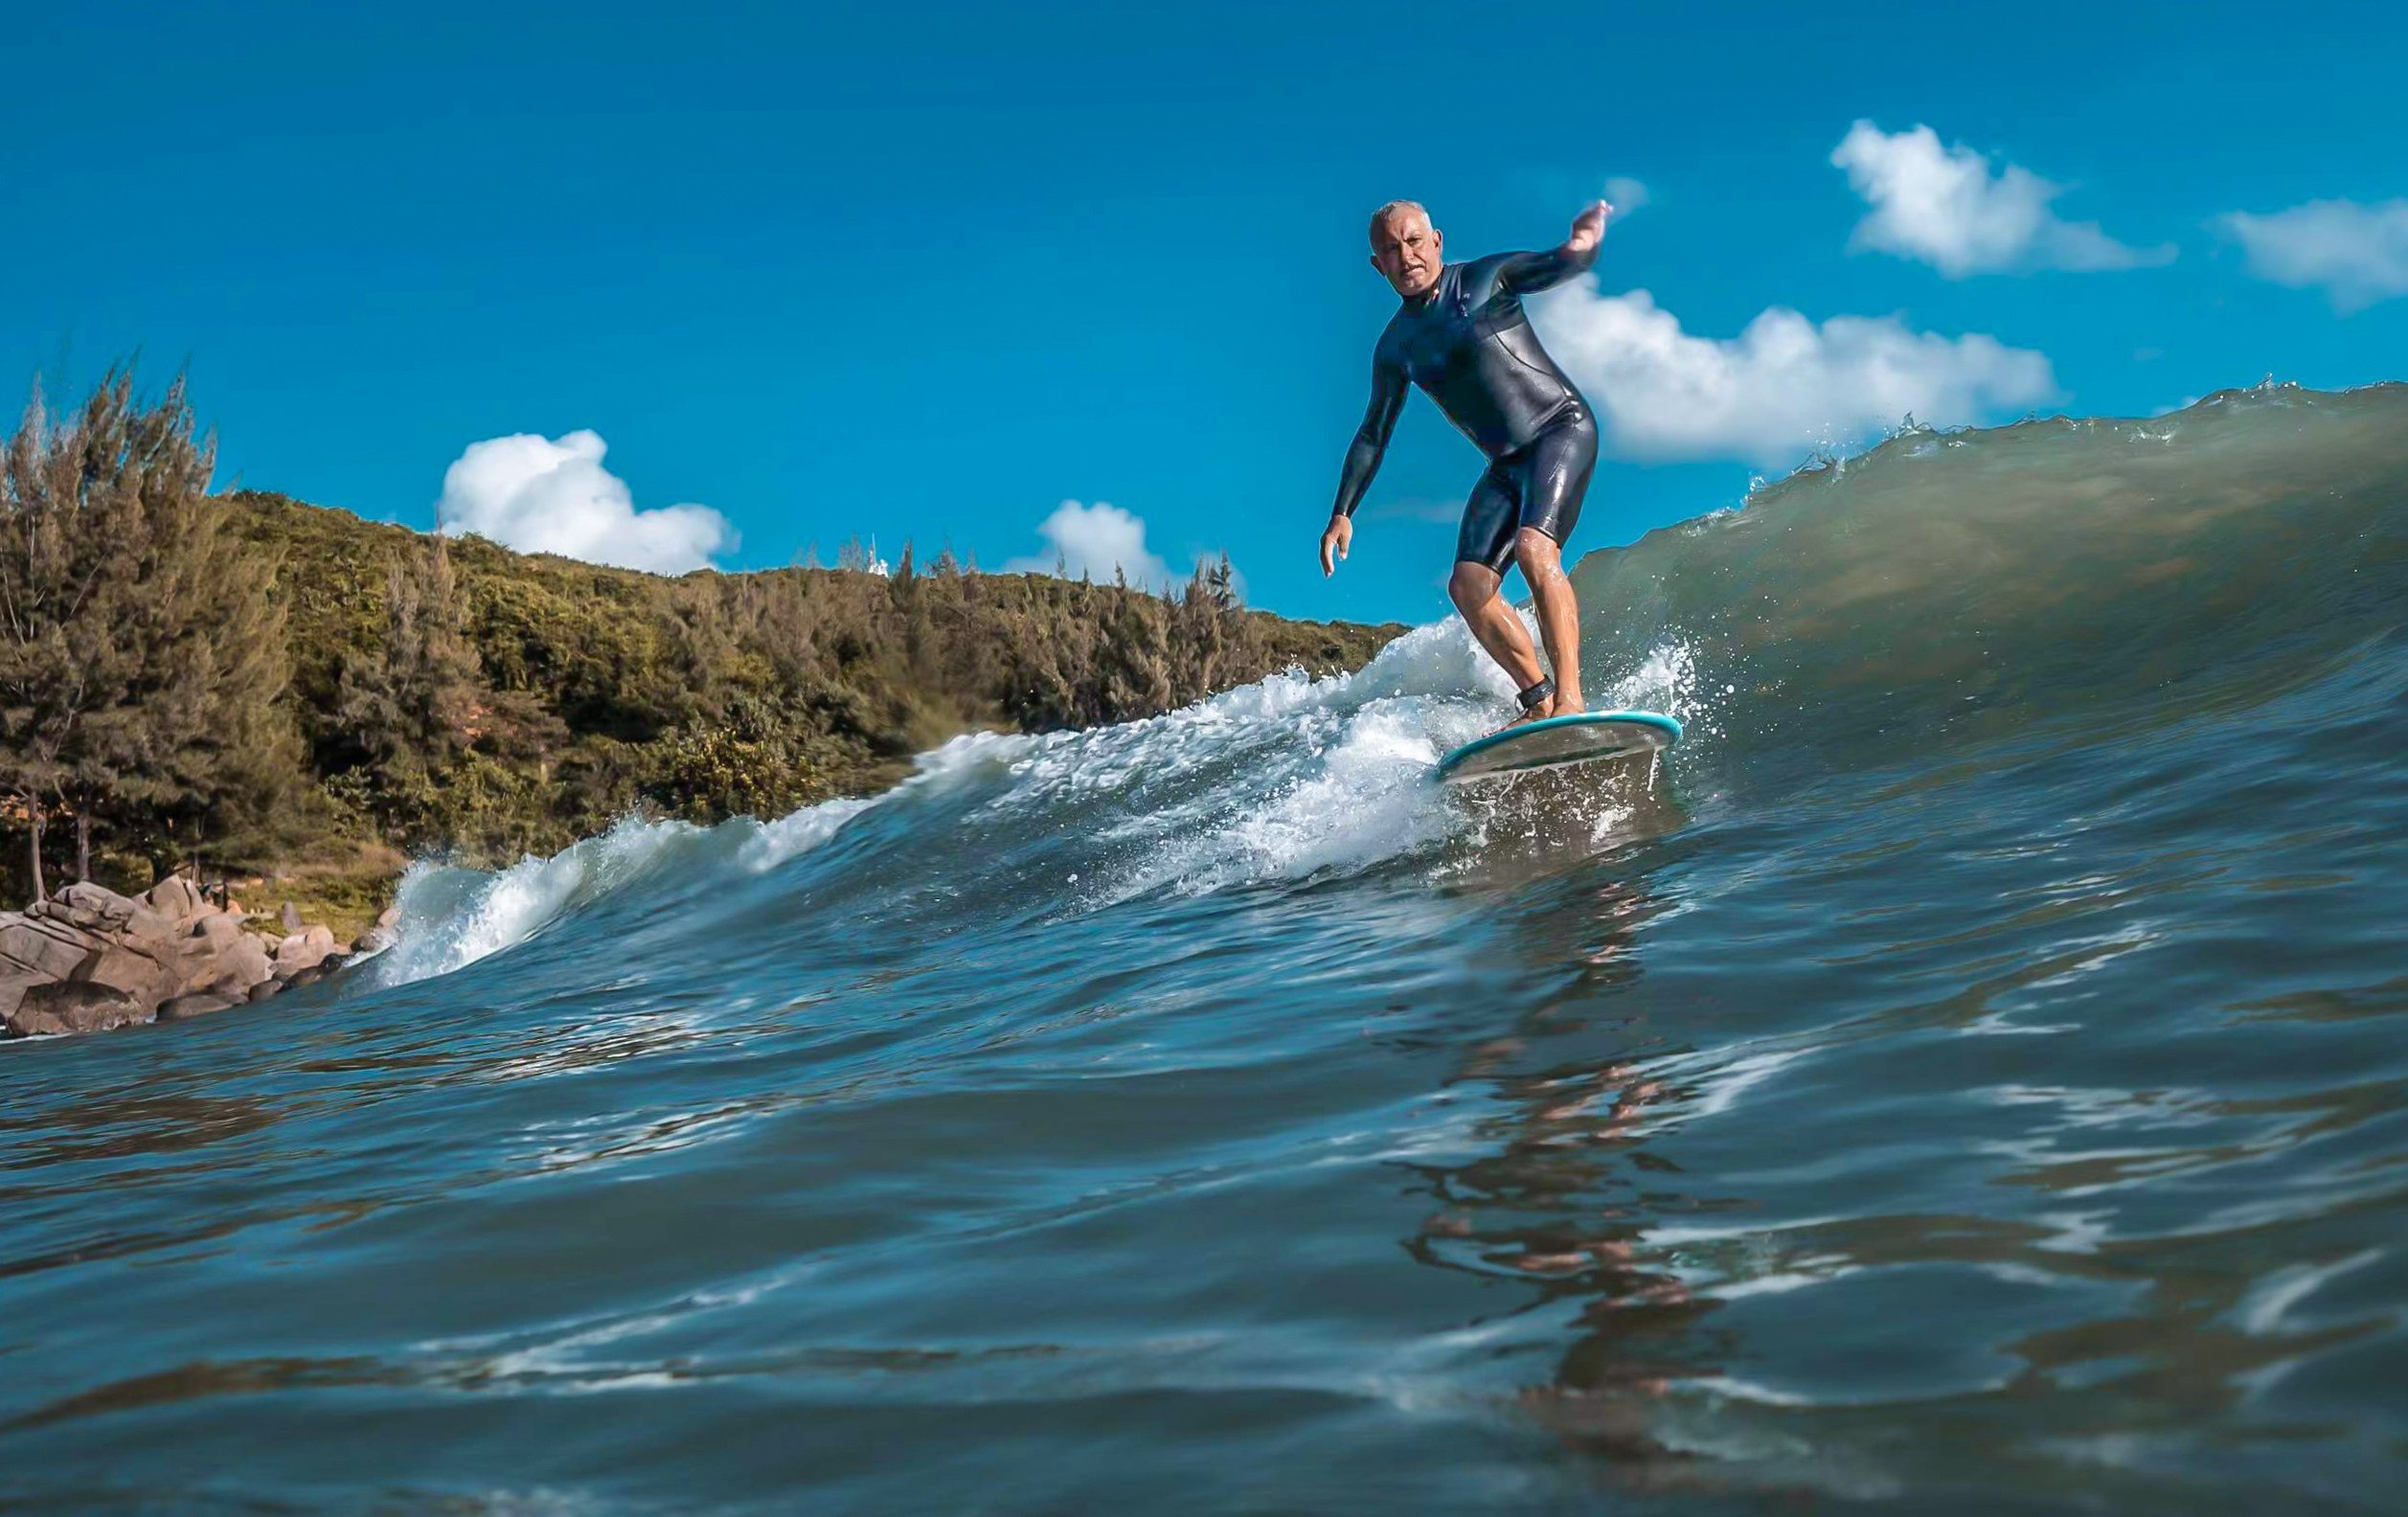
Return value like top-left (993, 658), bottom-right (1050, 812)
top-left (0, 368), bottom-right (287, 896)
top-left (0, 376), bottom-right (142, 895)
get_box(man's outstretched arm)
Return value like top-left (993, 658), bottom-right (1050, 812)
top-left (1323, 354), bottom-right (1406, 575)
top-left (1494, 200), bottom-right (1611, 295)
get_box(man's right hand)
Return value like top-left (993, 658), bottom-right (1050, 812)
top-left (1319, 514), bottom-right (1353, 577)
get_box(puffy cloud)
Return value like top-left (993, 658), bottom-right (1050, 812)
top-left (1831, 121), bottom-right (2171, 277)
top-left (2217, 198), bottom-right (2408, 311)
top-left (1530, 281), bottom-right (2058, 467)
top-left (1003, 499), bottom-right (1173, 589)
top-left (437, 430), bottom-right (733, 574)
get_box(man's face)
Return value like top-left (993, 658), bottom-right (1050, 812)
top-left (1370, 209), bottom-right (1443, 299)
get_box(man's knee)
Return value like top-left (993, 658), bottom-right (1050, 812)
top-left (1513, 527), bottom-right (1563, 581)
top-left (1448, 561), bottom-right (1498, 612)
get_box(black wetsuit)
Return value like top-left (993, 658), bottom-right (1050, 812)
top-left (1330, 246), bottom-right (1600, 573)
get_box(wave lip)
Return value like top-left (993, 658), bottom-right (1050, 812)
top-left (374, 795), bottom-right (881, 987)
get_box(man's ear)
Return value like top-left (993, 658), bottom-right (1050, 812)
top-left (1368, 251), bottom-right (1384, 274)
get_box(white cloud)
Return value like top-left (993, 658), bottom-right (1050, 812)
top-left (437, 430), bottom-right (733, 574)
top-left (2217, 198), bottom-right (2408, 311)
top-left (1603, 175), bottom-right (1649, 217)
top-left (1003, 500), bottom-right (1173, 589)
top-left (1530, 280), bottom-right (2058, 467)
top-left (1830, 121), bottom-right (2171, 277)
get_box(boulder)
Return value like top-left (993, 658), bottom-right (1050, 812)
top-left (157, 990), bottom-right (239, 1021)
top-left (274, 924), bottom-right (339, 976)
top-left (144, 875), bottom-right (207, 923)
top-left (193, 912), bottom-right (247, 950)
top-left (29, 896), bottom-right (108, 931)
top-left (147, 912), bottom-right (269, 999)
top-left (281, 901), bottom-right (304, 932)
top-left (59, 882), bottom-right (140, 926)
top-left (0, 912), bottom-right (101, 983)
top-left (83, 940), bottom-right (175, 1005)
top-left (352, 925), bottom-right (398, 956)
top-left (0, 878), bottom-right (352, 1036)
top-left (208, 931), bottom-right (273, 994)
top-left (5, 980), bottom-right (151, 1037)
top-left (109, 898), bottom-right (182, 947)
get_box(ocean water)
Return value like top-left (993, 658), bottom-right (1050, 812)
top-left (5, 383), bottom-right (2405, 1514)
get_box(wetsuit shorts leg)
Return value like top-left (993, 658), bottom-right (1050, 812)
top-left (1454, 410), bottom-right (1599, 574)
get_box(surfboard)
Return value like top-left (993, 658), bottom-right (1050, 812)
top-left (1436, 710), bottom-right (1682, 782)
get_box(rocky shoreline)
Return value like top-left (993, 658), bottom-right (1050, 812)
top-left (0, 878), bottom-right (393, 1039)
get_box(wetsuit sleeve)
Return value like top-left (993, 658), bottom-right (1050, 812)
top-left (1492, 241), bottom-right (1599, 296)
top-left (1330, 351), bottom-right (1407, 520)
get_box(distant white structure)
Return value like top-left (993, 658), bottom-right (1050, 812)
top-left (835, 533), bottom-right (893, 577)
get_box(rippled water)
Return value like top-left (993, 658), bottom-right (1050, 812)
top-left (6, 384), bottom-right (2406, 1513)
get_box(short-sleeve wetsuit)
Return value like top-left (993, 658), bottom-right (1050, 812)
top-left (1329, 245), bottom-right (1600, 574)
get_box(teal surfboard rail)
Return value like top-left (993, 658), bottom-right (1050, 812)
top-left (1436, 710), bottom-right (1683, 782)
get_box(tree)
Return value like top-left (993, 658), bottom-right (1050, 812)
top-left (332, 535), bottom-right (484, 840)
top-left (0, 369), bottom-right (280, 896)
top-left (77, 374), bottom-right (295, 879)
top-left (0, 379), bottom-right (127, 894)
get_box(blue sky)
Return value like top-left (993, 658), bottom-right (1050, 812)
top-left (3, 0), bottom-right (2400, 623)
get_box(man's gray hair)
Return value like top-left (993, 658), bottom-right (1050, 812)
top-left (1368, 199), bottom-right (1430, 240)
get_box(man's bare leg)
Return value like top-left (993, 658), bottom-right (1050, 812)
top-left (1514, 528), bottom-right (1584, 713)
top-left (1448, 560), bottom-right (1552, 723)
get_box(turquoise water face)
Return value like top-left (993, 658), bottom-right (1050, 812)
top-left (5, 385), bottom-right (2406, 1514)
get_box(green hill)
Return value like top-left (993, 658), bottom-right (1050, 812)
top-left (228, 489), bottom-right (1403, 870)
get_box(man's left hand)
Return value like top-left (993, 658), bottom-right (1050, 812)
top-left (1566, 200), bottom-right (1609, 256)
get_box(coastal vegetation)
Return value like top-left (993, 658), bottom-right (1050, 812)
top-left (0, 370), bottom-right (1401, 923)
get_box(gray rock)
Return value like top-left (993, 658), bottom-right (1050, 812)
top-left (376, 904), bottom-right (401, 931)
top-left (58, 882), bottom-right (138, 927)
top-left (193, 912), bottom-right (245, 948)
top-left (0, 913), bottom-right (101, 982)
top-left (5, 980), bottom-right (151, 1037)
top-left (213, 932), bottom-right (273, 994)
top-left (246, 978), bottom-right (285, 1004)
top-left (84, 941), bottom-right (174, 1005)
top-left (281, 901), bottom-right (304, 932)
top-left (157, 990), bottom-right (239, 1021)
top-left (274, 924), bottom-right (338, 976)
top-left (351, 925), bottom-right (398, 956)
top-left (144, 875), bottom-right (208, 922)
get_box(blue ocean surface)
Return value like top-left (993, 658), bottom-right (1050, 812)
top-left (5, 384), bottom-right (2405, 1513)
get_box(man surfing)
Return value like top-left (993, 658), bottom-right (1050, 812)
top-left (1320, 199), bottom-right (1608, 727)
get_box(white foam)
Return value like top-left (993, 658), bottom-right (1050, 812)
top-left (377, 795), bottom-right (875, 986)
top-left (373, 613), bottom-right (1714, 979)
top-left (373, 815), bottom-right (689, 985)
top-left (738, 796), bottom-right (877, 872)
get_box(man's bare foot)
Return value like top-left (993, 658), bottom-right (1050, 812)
top-left (1493, 691), bottom-right (1556, 734)
top-left (1553, 689), bottom-right (1586, 716)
